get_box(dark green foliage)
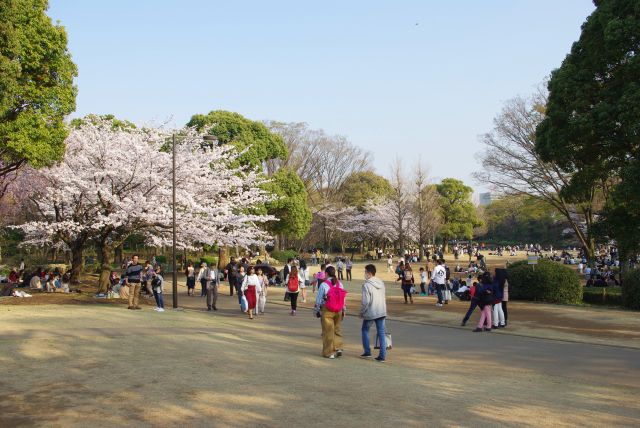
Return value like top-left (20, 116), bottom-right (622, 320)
top-left (621, 269), bottom-right (640, 310)
top-left (480, 195), bottom-right (574, 246)
top-left (154, 255), bottom-right (167, 264)
top-left (186, 110), bottom-right (287, 169)
top-left (583, 286), bottom-right (623, 306)
top-left (507, 258), bottom-right (582, 304)
top-left (339, 171), bottom-right (393, 208)
top-left (535, 0), bottom-right (640, 258)
top-left (271, 250), bottom-right (297, 263)
top-left (0, 0), bottom-right (77, 175)
top-left (436, 178), bottom-right (481, 242)
top-left (199, 256), bottom-right (218, 267)
top-left (263, 168), bottom-right (311, 239)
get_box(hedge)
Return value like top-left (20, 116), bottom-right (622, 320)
top-left (583, 287), bottom-right (623, 306)
top-left (271, 250), bottom-right (298, 263)
top-left (622, 269), bottom-right (640, 310)
top-left (507, 258), bottom-right (582, 304)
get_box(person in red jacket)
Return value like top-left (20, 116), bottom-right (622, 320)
top-left (461, 281), bottom-right (479, 327)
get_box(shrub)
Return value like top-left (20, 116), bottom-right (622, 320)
top-left (271, 250), bottom-right (297, 263)
top-left (155, 255), bottom-right (168, 264)
top-left (622, 269), bottom-right (640, 310)
top-left (507, 258), bottom-right (582, 304)
top-left (199, 256), bottom-right (218, 267)
top-left (583, 287), bottom-right (623, 306)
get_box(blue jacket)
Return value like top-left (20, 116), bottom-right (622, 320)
top-left (492, 280), bottom-right (504, 301)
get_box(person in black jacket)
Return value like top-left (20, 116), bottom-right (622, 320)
top-left (473, 272), bottom-right (494, 332)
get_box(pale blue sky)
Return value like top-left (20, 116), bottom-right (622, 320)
top-left (48, 0), bottom-right (595, 192)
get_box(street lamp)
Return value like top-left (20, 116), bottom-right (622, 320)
top-left (171, 133), bottom-right (218, 309)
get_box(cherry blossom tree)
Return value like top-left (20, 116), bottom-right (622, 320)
top-left (16, 119), bottom-right (276, 292)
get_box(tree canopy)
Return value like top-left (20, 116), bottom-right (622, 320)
top-left (436, 178), bottom-right (481, 245)
top-left (535, 0), bottom-right (639, 258)
top-left (338, 171), bottom-right (392, 208)
top-left (263, 167), bottom-right (312, 240)
top-left (480, 194), bottom-right (573, 246)
top-left (187, 110), bottom-right (287, 169)
top-left (0, 0), bottom-right (77, 187)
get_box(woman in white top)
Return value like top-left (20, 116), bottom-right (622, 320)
top-left (241, 267), bottom-right (262, 319)
top-left (256, 268), bottom-right (268, 314)
top-left (299, 261), bottom-right (310, 303)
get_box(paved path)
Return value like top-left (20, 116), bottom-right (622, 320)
top-left (1, 289), bottom-right (639, 427)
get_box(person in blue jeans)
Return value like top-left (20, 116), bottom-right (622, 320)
top-left (359, 264), bottom-right (387, 362)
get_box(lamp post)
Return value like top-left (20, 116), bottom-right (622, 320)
top-left (171, 133), bottom-right (218, 309)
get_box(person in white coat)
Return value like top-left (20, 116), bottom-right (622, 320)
top-left (241, 267), bottom-right (262, 319)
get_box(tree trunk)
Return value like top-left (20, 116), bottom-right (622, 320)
top-left (114, 245), bottom-right (123, 265)
top-left (97, 243), bottom-right (112, 294)
top-left (70, 243), bottom-right (85, 284)
top-left (218, 246), bottom-right (229, 270)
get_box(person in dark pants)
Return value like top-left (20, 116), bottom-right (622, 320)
top-left (197, 263), bottom-right (209, 298)
top-left (225, 258), bottom-right (238, 296)
top-left (235, 265), bottom-right (246, 304)
top-left (461, 281), bottom-right (479, 326)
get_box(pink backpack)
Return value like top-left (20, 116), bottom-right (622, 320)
top-left (325, 280), bottom-right (347, 313)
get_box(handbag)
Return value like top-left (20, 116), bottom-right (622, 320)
top-left (240, 295), bottom-right (248, 312)
top-left (374, 332), bottom-right (393, 350)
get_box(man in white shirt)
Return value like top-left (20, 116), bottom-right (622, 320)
top-left (432, 259), bottom-right (447, 307)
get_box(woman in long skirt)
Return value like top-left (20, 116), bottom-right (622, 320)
top-left (241, 267), bottom-right (262, 319)
top-left (256, 268), bottom-right (268, 314)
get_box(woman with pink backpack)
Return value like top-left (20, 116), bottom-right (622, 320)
top-left (314, 266), bottom-right (347, 359)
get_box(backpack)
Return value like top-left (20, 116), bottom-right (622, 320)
top-left (403, 270), bottom-right (413, 282)
top-left (325, 280), bottom-right (347, 313)
top-left (287, 274), bottom-right (299, 293)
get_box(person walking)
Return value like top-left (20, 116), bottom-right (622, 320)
top-left (225, 257), bottom-right (238, 296)
top-left (432, 259), bottom-right (447, 307)
top-left (256, 267), bottom-right (268, 314)
top-left (151, 268), bottom-right (165, 312)
top-left (235, 265), bottom-right (246, 305)
top-left (197, 263), bottom-right (209, 299)
top-left (284, 265), bottom-right (302, 315)
top-left (314, 266), bottom-right (347, 359)
top-left (206, 264), bottom-right (220, 311)
top-left (359, 264), bottom-right (387, 362)
top-left (461, 281), bottom-right (479, 326)
top-left (241, 266), bottom-right (262, 319)
top-left (419, 267), bottom-right (428, 296)
top-left (345, 258), bottom-right (353, 281)
top-left (299, 260), bottom-right (309, 303)
top-left (336, 258), bottom-right (345, 281)
top-left (185, 262), bottom-right (196, 296)
top-left (312, 264), bottom-right (327, 293)
top-left (125, 255), bottom-right (143, 310)
top-left (387, 255), bottom-right (393, 273)
top-left (400, 264), bottom-right (415, 304)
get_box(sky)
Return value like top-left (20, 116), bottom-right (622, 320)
top-left (47, 0), bottom-right (595, 194)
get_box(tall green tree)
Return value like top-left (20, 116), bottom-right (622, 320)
top-left (263, 168), bottom-right (312, 249)
top-left (0, 0), bottom-right (77, 194)
top-left (338, 171), bottom-right (392, 208)
top-left (480, 194), bottom-right (573, 246)
top-left (436, 178), bottom-right (481, 252)
top-left (187, 110), bottom-right (287, 169)
top-left (535, 0), bottom-right (639, 260)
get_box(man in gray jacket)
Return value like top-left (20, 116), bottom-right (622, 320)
top-left (205, 266), bottom-right (221, 311)
top-left (359, 264), bottom-right (387, 362)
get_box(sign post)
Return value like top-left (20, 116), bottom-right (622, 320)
top-left (528, 255), bottom-right (538, 270)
